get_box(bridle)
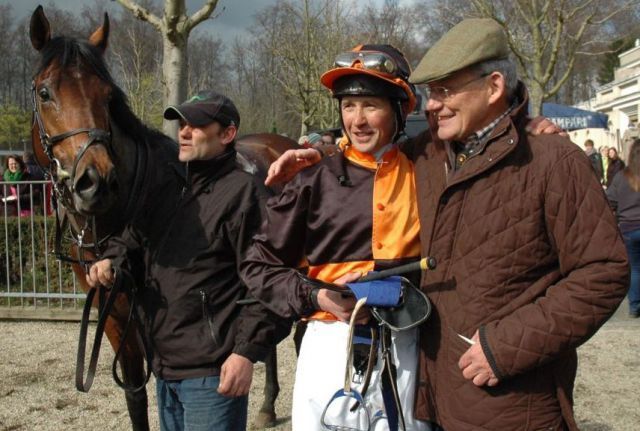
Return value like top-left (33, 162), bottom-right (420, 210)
top-left (31, 79), bottom-right (113, 268)
top-left (31, 80), bottom-right (112, 192)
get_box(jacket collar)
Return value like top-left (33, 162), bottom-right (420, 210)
top-left (442, 82), bottom-right (529, 187)
top-left (173, 146), bottom-right (238, 196)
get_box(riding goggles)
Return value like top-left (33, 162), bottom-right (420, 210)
top-left (334, 51), bottom-right (410, 80)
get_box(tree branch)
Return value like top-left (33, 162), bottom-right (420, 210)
top-left (114, 0), bottom-right (163, 31)
top-left (186, 0), bottom-right (219, 33)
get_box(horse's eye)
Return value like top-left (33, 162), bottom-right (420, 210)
top-left (38, 88), bottom-right (51, 102)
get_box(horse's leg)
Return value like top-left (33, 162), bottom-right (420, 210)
top-left (253, 347), bottom-right (279, 428)
top-left (103, 294), bottom-right (150, 431)
top-left (293, 320), bottom-right (308, 356)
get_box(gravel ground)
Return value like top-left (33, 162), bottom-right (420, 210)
top-left (0, 302), bottom-right (638, 431)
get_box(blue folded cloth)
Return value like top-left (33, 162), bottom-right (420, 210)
top-left (346, 276), bottom-right (402, 307)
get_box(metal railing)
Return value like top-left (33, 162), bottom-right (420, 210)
top-left (0, 180), bottom-right (84, 319)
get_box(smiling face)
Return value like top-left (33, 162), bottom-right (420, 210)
top-left (340, 95), bottom-right (396, 154)
top-left (7, 157), bottom-right (21, 174)
top-left (426, 69), bottom-right (505, 142)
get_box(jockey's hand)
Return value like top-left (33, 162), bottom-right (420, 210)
top-left (218, 353), bottom-right (254, 397)
top-left (86, 259), bottom-right (115, 288)
top-left (265, 148), bottom-right (322, 186)
top-left (317, 272), bottom-right (370, 324)
top-left (526, 116), bottom-right (568, 137)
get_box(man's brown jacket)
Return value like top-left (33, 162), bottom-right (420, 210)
top-left (407, 85), bottom-right (629, 430)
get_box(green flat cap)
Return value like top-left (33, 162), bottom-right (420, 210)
top-left (409, 18), bottom-right (509, 84)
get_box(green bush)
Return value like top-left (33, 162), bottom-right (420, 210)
top-left (0, 215), bottom-right (79, 307)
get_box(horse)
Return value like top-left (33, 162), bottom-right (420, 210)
top-left (29, 6), bottom-right (296, 430)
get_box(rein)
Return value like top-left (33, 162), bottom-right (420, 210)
top-left (76, 268), bottom-right (152, 393)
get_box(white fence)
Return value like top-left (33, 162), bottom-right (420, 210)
top-left (0, 180), bottom-right (84, 320)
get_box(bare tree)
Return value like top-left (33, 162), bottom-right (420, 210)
top-left (413, 0), bottom-right (640, 114)
top-left (251, 0), bottom-right (354, 136)
top-left (356, 0), bottom-right (424, 67)
top-left (108, 4), bottom-right (164, 127)
top-left (188, 35), bottom-right (229, 96)
top-left (114, 0), bottom-right (220, 137)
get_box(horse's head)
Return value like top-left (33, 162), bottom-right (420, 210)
top-left (30, 6), bottom-right (118, 215)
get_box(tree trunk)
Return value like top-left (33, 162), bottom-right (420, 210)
top-left (162, 34), bottom-right (188, 139)
top-left (528, 82), bottom-right (544, 117)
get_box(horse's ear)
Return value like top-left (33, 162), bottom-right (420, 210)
top-left (89, 13), bottom-right (109, 54)
top-left (30, 5), bottom-right (51, 51)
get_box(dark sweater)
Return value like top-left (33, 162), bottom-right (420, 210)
top-left (606, 170), bottom-right (640, 233)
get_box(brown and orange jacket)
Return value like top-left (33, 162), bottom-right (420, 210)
top-left (241, 140), bottom-right (421, 320)
top-left (405, 85), bottom-right (629, 430)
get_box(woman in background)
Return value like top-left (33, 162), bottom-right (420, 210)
top-left (2, 155), bottom-right (41, 217)
top-left (606, 147), bottom-right (625, 188)
top-left (607, 138), bottom-right (640, 318)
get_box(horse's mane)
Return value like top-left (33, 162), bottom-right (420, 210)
top-left (37, 36), bottom-right (171, 148)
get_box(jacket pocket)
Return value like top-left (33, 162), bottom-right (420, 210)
top-left (200, 289), bottom-right (221, 347)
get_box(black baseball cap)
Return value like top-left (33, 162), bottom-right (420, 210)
top-left (163, 90), bottom-right (240, 128)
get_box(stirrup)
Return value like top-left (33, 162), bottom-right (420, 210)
top-left (321, 298), bottom-right (372, 431)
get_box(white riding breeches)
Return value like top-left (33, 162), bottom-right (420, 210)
top-left (291, 320), bottom-right (432, 431)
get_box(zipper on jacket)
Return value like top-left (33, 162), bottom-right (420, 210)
top-left (200, 290), bottom-right (221, 347)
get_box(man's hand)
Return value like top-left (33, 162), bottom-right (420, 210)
top-left (316, 272), bottom-right (369, 324)
top-left (265, 148), bottom-right (322, 186)
top-left (86, 259), bottom-right (115, 288)
top-left (527, 116), bottom-right (568, 137)
top-left (217, 353), bottom-right (254, 397)
top-left (458, 330), bottom-right (499, 387)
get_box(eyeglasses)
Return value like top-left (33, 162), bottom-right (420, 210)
top-left (334, 51), bottom-right (409, 80)
top-left (424, 74), bottom-right (489, 101)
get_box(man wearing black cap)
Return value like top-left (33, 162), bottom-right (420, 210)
top-left (87, 91), bottom-right (289, 431)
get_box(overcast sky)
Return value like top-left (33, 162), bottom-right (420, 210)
top-left (8, 0), bottom-right (388, 44)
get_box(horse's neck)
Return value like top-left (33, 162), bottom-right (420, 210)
top-left (97, 121), bottom-right (144, 234)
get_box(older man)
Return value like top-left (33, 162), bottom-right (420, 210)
top-left (405, 18), bottom-right (628, 430)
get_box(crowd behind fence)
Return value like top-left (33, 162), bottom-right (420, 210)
top-left (0, 180), bottom-right (83, 317)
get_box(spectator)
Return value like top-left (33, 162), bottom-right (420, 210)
top-left (321, 131), bottom-right (336, 145)
top-left (584, 139), bottom-right (603, 183)
top-left (607, 137), bottom-right (640, 318)
top-left (2, 155), bottom-right (42, 217)
top-left (307, 132), bottom-right (322, 148)
top-left (23, 151), bottom-right (45, 181)
top-left (606, 147), bottom-right (625, 188)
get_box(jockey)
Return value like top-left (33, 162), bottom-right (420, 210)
top-left (241, 44), bottom-right (435, 431)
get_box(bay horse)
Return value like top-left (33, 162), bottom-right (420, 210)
top-left (30, 6), bottom-right (295, 430)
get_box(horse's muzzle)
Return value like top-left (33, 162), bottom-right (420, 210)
top-left (73, 165), bottom-right (118, 215)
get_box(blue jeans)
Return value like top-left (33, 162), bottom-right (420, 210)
top-left (156, 376), bottom-right (248, 431)
top-left (623, 228), bottom-right (640, 314)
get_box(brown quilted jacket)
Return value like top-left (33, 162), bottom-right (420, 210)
top-left (408, 86), bottom-right (629, 430)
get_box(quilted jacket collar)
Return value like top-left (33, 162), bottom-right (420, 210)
top-left (443, 83), bottom-right (529, 189)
